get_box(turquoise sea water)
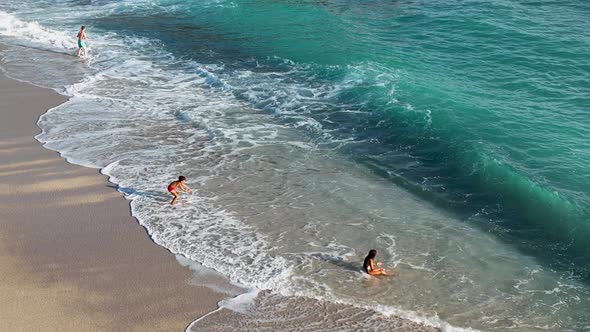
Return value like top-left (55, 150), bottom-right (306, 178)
top-left (1, 0), bottom-right (589, 330)
top-left (101, 0), bottom-right (590, 278)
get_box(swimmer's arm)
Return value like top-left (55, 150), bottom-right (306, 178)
top-left (180, 183), bottom-right (192, 193)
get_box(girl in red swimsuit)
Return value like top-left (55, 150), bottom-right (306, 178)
top-left (167, 176), bottom-right (192, 205)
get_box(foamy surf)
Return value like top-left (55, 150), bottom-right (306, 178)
top-left (0, 11), bottom-right (75, 50)
top-left (187, 291), bottom-right (473, 332)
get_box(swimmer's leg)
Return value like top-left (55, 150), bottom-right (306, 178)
top-left (170, 190), bottom-right (179, 205)
top-left (369, 268), bottom-right (397, 277)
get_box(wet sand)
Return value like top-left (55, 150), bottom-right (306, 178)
top-left (0, 73), bottom-right (224, 331)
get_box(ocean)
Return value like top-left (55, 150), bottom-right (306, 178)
top-left (1, 0), bottom-right (589, 330)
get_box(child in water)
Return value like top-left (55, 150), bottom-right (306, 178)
top-left (76, 26), bottom-right (87, 57)
top-left (363, 249), bottom-right (396, 276)
top-left (168, 176), bottom-right (192, 205)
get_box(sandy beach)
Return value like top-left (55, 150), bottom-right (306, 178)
top-left (0, 73), bottom-right (224, 331)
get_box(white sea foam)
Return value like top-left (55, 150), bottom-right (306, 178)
top-left (218, 288), bottom-right (261, 313)
top-left (0, 10), bottom-right (75, 50)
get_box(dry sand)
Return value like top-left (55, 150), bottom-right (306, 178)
top-left (0, 73), bottom-right (224, 331)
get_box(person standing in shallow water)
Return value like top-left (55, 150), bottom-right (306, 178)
top-left (76, 26), bottom-right (87, 57)
top-left (167, 176), bottom-right (192, 205)
top-left (363, 249), bottom-right (396, 276)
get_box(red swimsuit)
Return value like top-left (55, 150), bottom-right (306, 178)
top-left (167, 185), bottom-right (175, 192)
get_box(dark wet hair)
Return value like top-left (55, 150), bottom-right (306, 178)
top-left (81, 26), bottom-right (85, 30)
top-left (363, 249), bottom-right (377, 273)
top-left (179, 176), bottom-right (186, 181)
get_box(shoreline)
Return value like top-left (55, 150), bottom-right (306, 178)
top-left (0, 72), bottom-right (225, 330)
top-left (0, 49), bottom-right (443, 332)
top-left (0, 69), bottom-right (445, 332)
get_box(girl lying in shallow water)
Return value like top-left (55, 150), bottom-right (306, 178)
top-left (363, 249), bottom-right (397, 276)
